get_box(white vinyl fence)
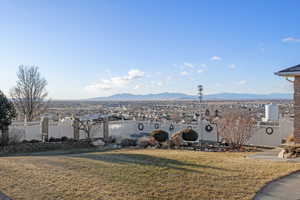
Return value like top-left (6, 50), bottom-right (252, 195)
top-left (3, 116), bottom-right (294, 147)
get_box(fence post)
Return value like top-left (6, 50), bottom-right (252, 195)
top-left (41, 116), bottom-right (49, 142)
top-left (73, 118), bottom-right (80, 141)
top-left (103, 118), bottom-right (109, 142)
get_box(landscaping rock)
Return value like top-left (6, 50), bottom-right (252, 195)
top-left (278, 145), bottom-right (300, 159)
top-left (284, 152), bottom-right (296, 159)
top-left (278, 149), bottom-right (285, 158)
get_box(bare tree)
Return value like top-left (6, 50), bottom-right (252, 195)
top-left (10, 65), bottom-right (48, 121)
top-left (77, 119), bottom-right (94, 139)
top-left (216, 109), bottom-right (256, 149)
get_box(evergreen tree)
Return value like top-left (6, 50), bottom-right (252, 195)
top-left (0, 90), bottom-right (16, 145)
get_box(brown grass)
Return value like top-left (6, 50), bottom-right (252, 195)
top-left (0, 149), bottom-right (299, 200)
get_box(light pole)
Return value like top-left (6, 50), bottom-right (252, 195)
top-left (198, 85), bottom-right (204, 150)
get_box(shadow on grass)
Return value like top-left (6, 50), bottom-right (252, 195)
top-left (1, 148), bottom-right (234, 174)
top-left (68, 152), bottom-right (231, 173)
top-left (0, 147), bottom-right (114, 157)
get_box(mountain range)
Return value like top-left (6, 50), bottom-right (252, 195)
top-left (87, 92), bottom-right (292, 101)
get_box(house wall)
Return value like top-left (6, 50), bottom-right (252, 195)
top-left (294, 76), bottom-right (300, 143)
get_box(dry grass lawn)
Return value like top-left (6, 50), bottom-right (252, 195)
top-left (0, 149), bottom-right (299, 200)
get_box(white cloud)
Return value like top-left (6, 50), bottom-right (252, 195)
top-left (183, 62), bottom-right (194, 68)
top-left (134, 84), bottom-right (142, 90)
top-left (85, 69), bottom-right (145, 91)
top-left (157, 81), bottom-right (164, 86)
top-left (127, 69), bottom-right (145, 79)
top-left (237, 80), bottom-right (247, 85)
top-left (197, 69), bottom-right (205, 73)
top-left (282, 37), bottom-right (300, 43)
top-left (211, 56), bottom-right (222, 61)
top-left (85, 83), bottom-right (112, 90)
top-left (228, 64), bottom-right (236, 69)
top-left (180, 71), bottom-right (189, 76)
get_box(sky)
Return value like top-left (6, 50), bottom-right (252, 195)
top-left (0, 0), bottom-right (299, 99)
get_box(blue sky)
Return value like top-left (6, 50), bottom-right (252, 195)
top-left (0, 0), bottom-right (299, 99)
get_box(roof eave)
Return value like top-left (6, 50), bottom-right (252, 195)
top-left (275, 71), bottom-right (300, 77)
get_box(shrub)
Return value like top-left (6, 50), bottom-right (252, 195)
top-left (106, 136), bottom-right (116, 144)
top-left (151, 130), bottom-right (169, 142)
top-left (49, 137), bottom-right (61, 142)
top-left (120, 138), bottom-right (137, 147)
top-left (137, 137), bottom-right (151, 148)
top-left (216, 109), bottom-right (256, 149)
top-left (180, 128), bottom-right (198, 141)
top-left (170, 131), bottom-right (183, 148)
top-left (0, 140), bottom-right (94, 155)
top-left (29, 139), bottom-right (41, 143)
top-left (8, 133), bottom-right (22, 145)
top-left (0, 90), bottom-right (16, 146)
top-left (287, 135), bottom-right (294, 144)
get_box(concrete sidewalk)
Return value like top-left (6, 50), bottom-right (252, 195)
top-left (0, 192), bottom-right (11, 200)
top-left (254, 171), bottom-right (300, 200)
top-left (248, 148), bottom-right (300, 162)
top-left (250, 149), bottom-right (300, 200)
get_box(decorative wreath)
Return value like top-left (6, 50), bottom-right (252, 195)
top-left (205, 124), bottom-right (213, 132)
top-left (138, 123), bottom-right (144, 131)
top-left (266, 127), bottom-right (274, 135)
top-left (154, 123), bottom-right (160, 129)
top-left (169, 124), bottom-right (175, 131)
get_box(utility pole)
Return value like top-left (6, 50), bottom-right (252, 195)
top-left (198, 85), bottom-right (204, 150)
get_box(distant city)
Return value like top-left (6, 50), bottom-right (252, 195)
top-left (87, 92), bottom-right (293, 101)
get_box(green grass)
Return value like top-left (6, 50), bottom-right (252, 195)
top-left (0, 149), bottom-right (299, 200)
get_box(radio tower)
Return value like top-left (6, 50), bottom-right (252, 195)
top-left (198, 85), bottom-right (203, 101)
top-left (198, 85), bottom-right (204, 150)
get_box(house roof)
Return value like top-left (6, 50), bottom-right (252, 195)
top-left (275, 64), bottom-right (300, 76)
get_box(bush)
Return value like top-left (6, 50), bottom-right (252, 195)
top-left (106, 136), bottom-right (116, 144)
top-left (216, 109), bottom-right (256, 149)
top-left (29, 139), bottom-right (41, 143)
top-left (49, 137), bottom-right (61, 142)
top-left (0, 140), bottom-right (94, 155)
top-left (180, 128), bottom-right (198, 141)
top-left (7, 132), bottom-right (23, 145)
top-left (61, 136), bottom-right (69, 142)
top-left (170, 131), bottom-right (183, 148)
top-left (137, 137), bottom-right (151, 148)
top-left (151, 130), bottom-right (169, 142)
top-left (120, 138), bottom-right (137, 147)
top-left (287, 135), bottom-right (294, 144)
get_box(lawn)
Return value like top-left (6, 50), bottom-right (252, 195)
top-left (0, 149), bottom-right (299, 200)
